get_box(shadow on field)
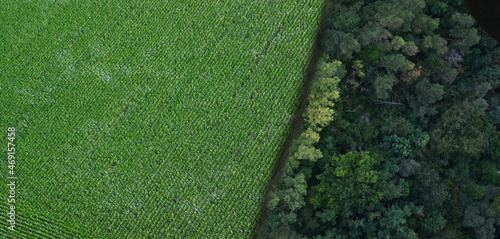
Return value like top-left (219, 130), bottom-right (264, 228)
top-left (252, 1), bottom-right (332, 238)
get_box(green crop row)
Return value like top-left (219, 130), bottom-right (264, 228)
top-left (0, 0), bottom-right (326, 238)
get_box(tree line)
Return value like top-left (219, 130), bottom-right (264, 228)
top-left (258, 0), bottom-right (500, 238)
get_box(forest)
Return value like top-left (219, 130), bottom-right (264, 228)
top-left (258, 0), bottom-right (500, 238)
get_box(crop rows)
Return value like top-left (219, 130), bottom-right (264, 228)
top-left (0, 200), bottom-right (89, 239)
top-left (1, 0), bottom-right (326, 238)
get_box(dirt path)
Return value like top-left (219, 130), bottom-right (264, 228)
top-left (252, 1), bottom-right (331, 238)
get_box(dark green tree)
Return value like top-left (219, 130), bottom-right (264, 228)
top-left (462, 182), bottom-right (487, 200)
top-left (357, 47), bottom-right (380, 65)
top-left (488, 96), bottom-right (500, 124)
top-left (449, 12), bottom-right (481, 54)
top-left (311, 152), bottom-right (384, 219)
top-left (462, 202), bottom-right (499, 239)
top-left (374, 74), bottom-right (397, 100)
top-left (410, 165), bottom-right (449, 210)
top-left (420, 35), bottom-right (448, 55)
top-left (376, 203), bottom-right (419, 239)
top-left (381, 53), bottom-right (407, 73)
top-left (431, 100), bottom-right (488, 159)
top-left (322, 30), bottom-right (361, 61)
top-left (407, 78), bottom-right (444, 119)
top-left (431, 1), bottom-right (449, 16)
top-left (420, 210), bottom-right (447, 234)
top-left (399, 158), bottom-right (421, 178)
top-left (381, 128), bottom-right (429, 158)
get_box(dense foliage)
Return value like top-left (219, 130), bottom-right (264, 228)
top-left (259, 0), bottom-right (500, 238)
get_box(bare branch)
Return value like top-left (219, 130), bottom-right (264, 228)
top-left (374, 100), bottom-right (406, 106)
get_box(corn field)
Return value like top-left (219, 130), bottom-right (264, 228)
top-left (0, 0), bottom-right (326, 238)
